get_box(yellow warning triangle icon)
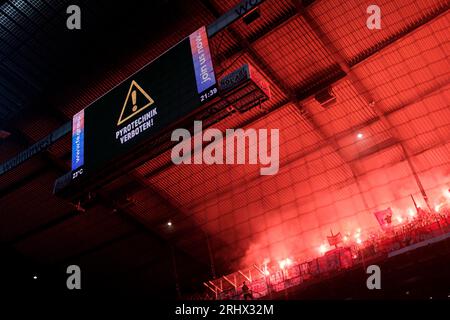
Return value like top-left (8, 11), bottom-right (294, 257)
top-left (117, 80), bottom-right (155, 126)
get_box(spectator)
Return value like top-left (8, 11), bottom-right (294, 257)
top-left (242, 281), bottom-right (253, 300)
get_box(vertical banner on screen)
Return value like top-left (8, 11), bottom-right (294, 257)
top-left (189, 26), bottom-right (216, 94)
top-left (71, 109), bottom-right (84, 171)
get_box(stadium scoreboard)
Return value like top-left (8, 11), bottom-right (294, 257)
top-left (71, 26), bottom-right (217, 181)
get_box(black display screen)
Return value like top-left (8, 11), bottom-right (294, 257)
top-left (71, 26), bottom-right (217, 180)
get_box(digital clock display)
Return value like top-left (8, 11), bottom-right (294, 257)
top-left (200, 87), bottom-right (218, 103)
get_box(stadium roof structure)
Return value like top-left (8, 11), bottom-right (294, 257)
top-left (0, 0), bottom-right (449, 298)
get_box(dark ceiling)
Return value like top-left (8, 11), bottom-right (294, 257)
top-left (0, 0), bottom-right (184, 127)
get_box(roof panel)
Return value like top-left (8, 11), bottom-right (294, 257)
top-left (309, 0), bottom-right (449, 63)
top-left (252, 15), bottom-right (338, 90)
top-left (0, 171), bottom-right (73, 242)
top-left (351, 12), bottom-right (450, 113)
top-left (304, 79), bottom-right (378, 137)
top-left (16, 113), bottom-right (61, 142)
top-left (336, 120), bottom-right (393, 162)
top-left (147, 106), bottom-right (329, 210)
top-left (388, 83), bottom-right (450, 154)
top-left (13, 205), bottom-right (137, 265)
top-left (2, 2), bottom-right (39, 34)
top-left (211, 0), bottom-right (297, 42)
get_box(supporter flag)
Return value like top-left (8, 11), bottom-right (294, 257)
top-left (374, 207), bottom-right (393, 230)
top-left (327, 232), bottom-right (342, 247)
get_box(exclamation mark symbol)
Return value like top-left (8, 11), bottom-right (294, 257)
top-left (131, 90), bottom-right (137, 112)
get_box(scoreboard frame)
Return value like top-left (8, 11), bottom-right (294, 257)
top-left (69, 26), bottom-right (217, 185)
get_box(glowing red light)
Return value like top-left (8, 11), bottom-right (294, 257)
top-left (278, 258), bottom-right (292, 270)
top-left (443, 189), bottom-right (450, 200)
top-left (319, 244), bottom-right (327, 254)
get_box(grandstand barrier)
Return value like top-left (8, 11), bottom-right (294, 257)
top-left (188, 206), bottom-right (450, 300)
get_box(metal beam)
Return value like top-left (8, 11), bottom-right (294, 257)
top-left (206, 0), bottom-right (266, 38)
top-left (10, 128), bottom-right (68, 173)
top-left (6, 209), bottom-right (81, 245)
top-left (203, 0), bottom-right (293, 95)
top-left (0, 122), bottom-right (70, 175)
